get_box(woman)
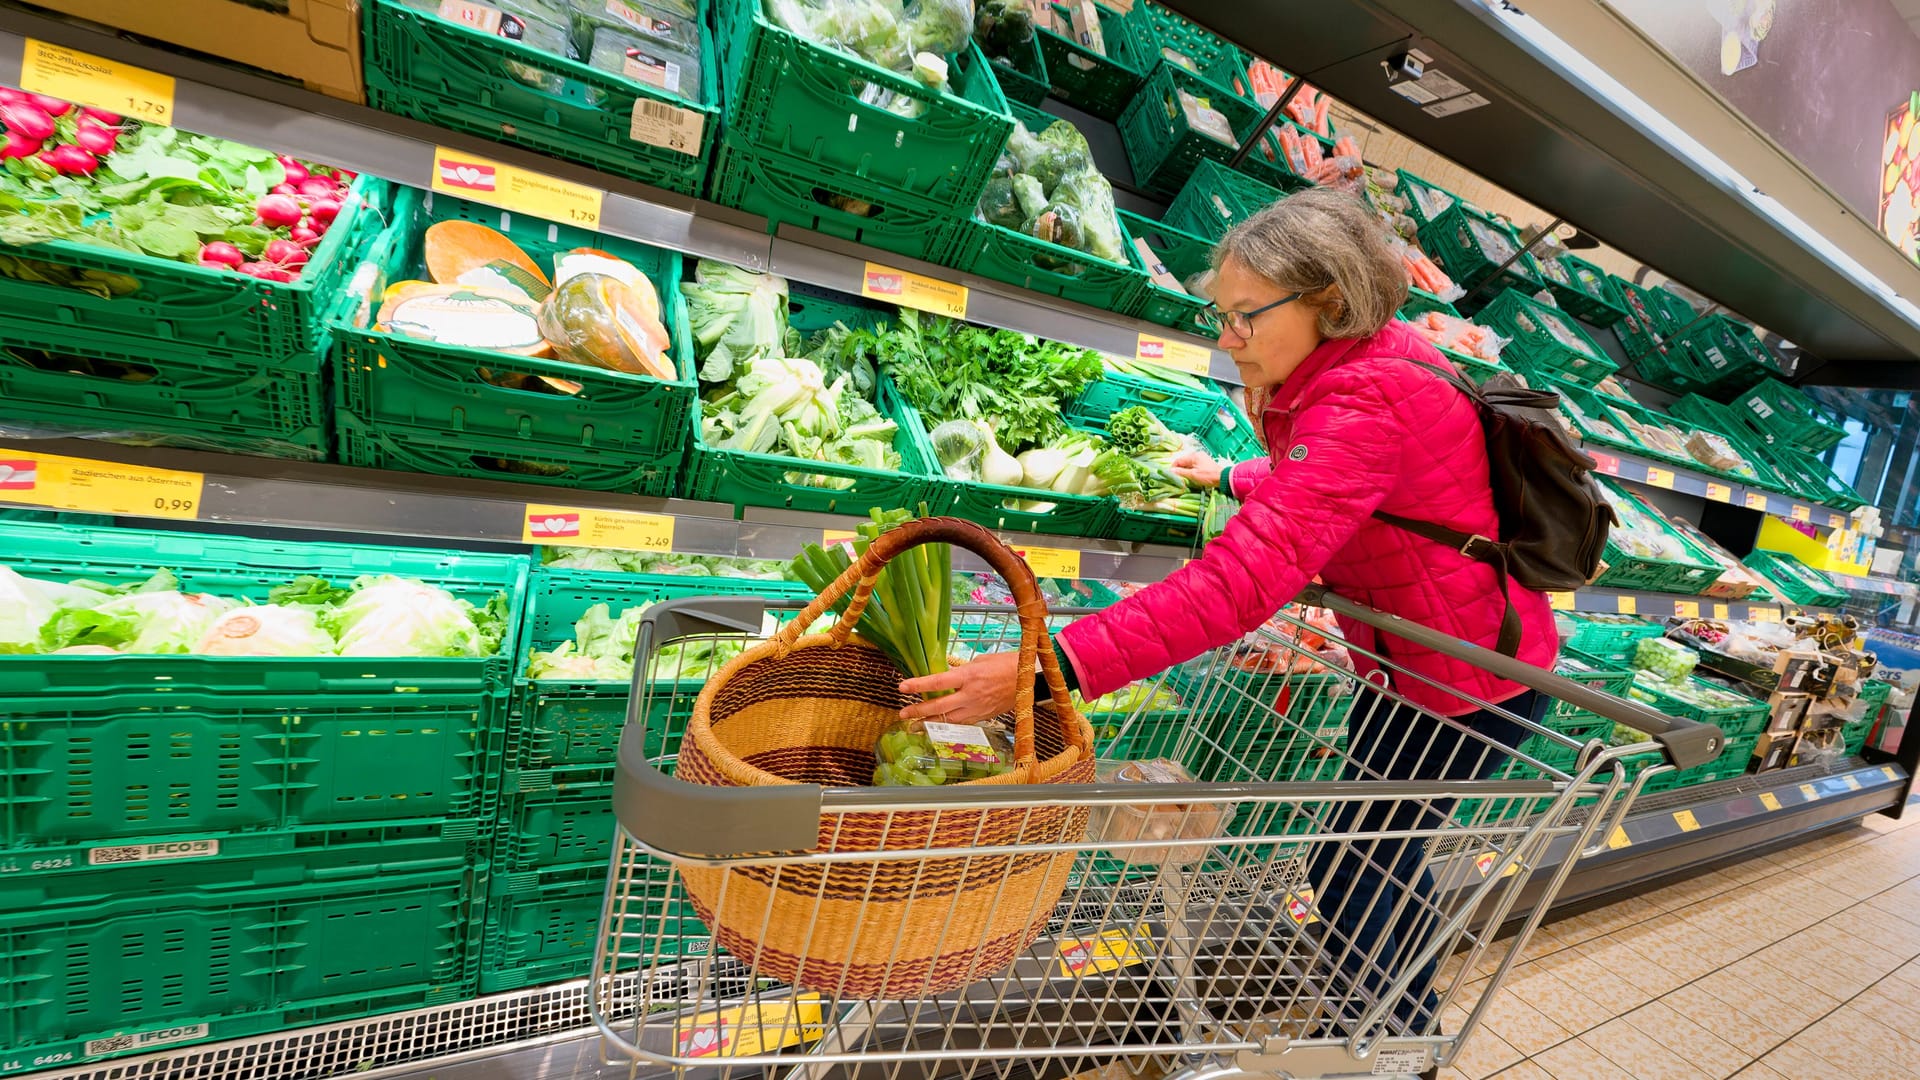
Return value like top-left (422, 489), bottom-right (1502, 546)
top-left (900, 187), bottom-right (1559, 1036)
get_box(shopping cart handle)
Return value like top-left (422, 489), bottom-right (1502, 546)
top-left (1299, 585), bottom-right (1726, 770)
top-left (611, 597), bottom-right (827, 858)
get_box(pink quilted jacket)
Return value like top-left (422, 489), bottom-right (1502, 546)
top-left (1057, 320), bottom-right (1558, 717)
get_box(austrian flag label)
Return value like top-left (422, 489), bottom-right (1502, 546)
top-left (863, 269), bottom-right (904, 297)
top-left (527, 511), bottom-right (581, 539)
top-left (0, 460), bottom-right (37, 490)
top-left (1137, 339), bottom-right (1166, 361)
top-left (438, 158), bottom-right (498, 193)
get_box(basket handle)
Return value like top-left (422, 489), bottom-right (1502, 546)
top-left (773, 516), bottom-right (1075, 765)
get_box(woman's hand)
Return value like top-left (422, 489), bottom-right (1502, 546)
top-left (1170, 450), bottom-right (1225, 490)
top-left (900, 651), bottom-right (1022, 724)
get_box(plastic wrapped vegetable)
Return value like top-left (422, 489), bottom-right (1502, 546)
top-left (586, 26), bottom-right (704, 101)
top-left (1026, 200), bottom-right (1085, 265)
top-left (1087, 758), bottom-right (1230, 866)
top-left (1052, 169), bottom-right (1122, 262)
top-left (407, 0), bottom-right (576, 92)
top-left (538, 272), bottom-right (676, 378)
top-left (1012, 174), bottom-right (1048, 220)
top-left (568, 0), bottom-right (700, 53)
top-left (973, 0), bottom-right (1033, 53)
top-left (681, 260), bottom-right (790, 383)
top-left (930, 417), bottom-right (988, 479)
top-left (977, 175), bottom-right (1023, 229)
top-left (905, 0), bottom-right (974, 55)
top-left (873, 717), bottom-right (1015, 785)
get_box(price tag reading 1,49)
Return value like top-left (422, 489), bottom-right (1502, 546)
top-left (861, 263), bottom-right (968, 318)
top-left (21, 39), bottom-right (175, 124)
top-left (431, 147), bottom-right (604, 228)
top-left (0, 451), bottom-right (202, 520)
top-left (522, 504), bottom-right (674, 553)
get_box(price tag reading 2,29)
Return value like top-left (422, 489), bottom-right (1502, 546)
top-left (1013, 545), bottom-right (1081, 580)
top-left (0, 451), bottom-right (202, 519)
top-left (20, 39), bottom-right (175, 124)
top-left (431, 147), bottom-right (604, 228)
top-left (860, 263), bottom-right (968, 318)
top-left (522, 504), bottom-right (674, 553)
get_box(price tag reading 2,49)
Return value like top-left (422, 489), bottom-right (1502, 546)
top-left (861, 263), bottom-right (968, 318)
top-left (522, 504), bottom-right (673, 553)
top-left (21, 39), bottom-right (175, 124)
top-left (431, 147), bottom-right (604, 228)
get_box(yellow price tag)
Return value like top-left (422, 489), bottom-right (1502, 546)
top-left (1134, 335), bottom-right (1214, 376)
top-left (1606, 826), bottom-right (1630, 850)
top-left (1672, 809), bottom-right (1701, 832)
top-left (1673, 600), bottom-right (1700, 618)
top-left (522, 504), bottom-right (674, 553)
top-left (1058, 925), bottom-right (1152, 976)
top-left (1745, 492), bottom-right (1770, 510)
top-left (1750, 606), bottom-right (1780, 623)
top-left (1014, 545), bottom-right (1081, 579)
top-left (1644, 466), bottom-right (1675, 489)
top-left (1844, 774), bottom-right (1862, 791)
top-left (1799, 783), bottom-right (1819, 801)
top-left (21, 39), bottom-right (175, 124)
top-left (1617, 595), bottom-right (1637, 615)
top-left (1758, 791), bottom-right (1781, 811)
top-left (1713, 604), bottom-right (1730, 620)
top-left (1705, 482), bottom-right (1733, 503)
top-left (1548, 591), bottom-right (1575, 610)
top-left (1791, 505), bottom-right (1812, 523)
top-left (861, 263), bottom-right (968, 318)
top-left (1884, 765), bottom-right (1900, 781)
top-left (0, 451), bottom-right (202, 519)
top-left (1829, 513), bottom-right (1846, 530)
top-left (432, 147), bottom-right (604, 228)
top-left (674, 995), bottom-right (827, 1058)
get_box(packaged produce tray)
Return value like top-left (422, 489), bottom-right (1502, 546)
top-left (1393, 169), bottom-right (1462, 231)
top-left (1035, 0), bottom-right (1148, 119)
top-left (1560, 612), bottom-right (1667, 664)
top-left (1417, 203), bottom-right (1545, 300)
top-left (715, 0), bottom-right (1013, 212)
top-left (0, 323), bottom-right (328, 462)
top-left (362, 0), bottom-right (717, 195)
top-left (1163, 158), bottom-right (1287, 242)
top-left (1741, 549), bottom-right (1848, 608)
top-left (1594, 476), bottom-right (1721, 594)
top-left (1117, 208), bottom-right (1213, 334)
top-left (331, 184), bottom-right (695, 494)
top-left (1235, 121), bottom-right (1336, 195)
top-left (0, 855), bottom-right (483, 1075)
top-left (0, 172), bottom-right (388, 365)
top-left (705, 143), bottom-right (971, 265)
top-left (1473, 289), bottom-right (1617, 387)
top-left (0, 519), bottom-right (529, 699)
top-left (686, 285), bottom-right (945, 515)
top-left (1735, 379), bottom-right (1848, 455)
top-left (1117, 56), bottom-right (1265, 196)
top-left (1664, 394), bottom-right (1796, 491)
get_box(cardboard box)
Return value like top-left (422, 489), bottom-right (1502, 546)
top-left (1132, 236), bottom-right (1186, 293)
top-left (1754, 730), bottom-right (1797, 772)
top-left (35, 0), bottom-right (365, 103)
top-left (1069, 0), bottom-right (1106, 55)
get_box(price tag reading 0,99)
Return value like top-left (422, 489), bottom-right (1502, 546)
top-left (0, 452), bottom-right (202, 520)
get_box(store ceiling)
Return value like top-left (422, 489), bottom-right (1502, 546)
top-left (1165, 0), bottom-right (1920, 383)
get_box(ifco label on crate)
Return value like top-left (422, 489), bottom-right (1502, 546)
top-left (84, 1024), bottom-right (209, 1057)
top-left (88, 840), bottom-right (220, 866)
top-left (523, 504), bottom-right (674, 553)
top-left (432, 148), bottom-right (604, 228)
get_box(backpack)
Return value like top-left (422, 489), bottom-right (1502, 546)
top-left (1372, 361), bottom-right (1615, 657)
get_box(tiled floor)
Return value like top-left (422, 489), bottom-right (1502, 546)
top-left (1435, 794), bottom-right (1920, 1080)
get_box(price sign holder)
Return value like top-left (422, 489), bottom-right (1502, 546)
top-left (0, 451), bottom-right (202, 519)
top-left (431, 147), bottom-right (604, 228)
top-left (861, 263), bottom-right (968, 318)
top-left (1013, 545), bottom-right (1081, 579)
top-left (21, 39), bottom-right (175, 123)
top-left (522, 504), bottom-right (674, 552)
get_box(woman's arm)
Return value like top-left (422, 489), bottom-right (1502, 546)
top-left (903, 369), bottom-right (1415, 719)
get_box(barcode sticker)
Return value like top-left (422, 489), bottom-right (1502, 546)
top-left (88, 840), bottom-right (219, 866)
top-left (630, 98), bottom-right (705, 156)
top-left (1372, 1049), bottom-right (1431, 1074)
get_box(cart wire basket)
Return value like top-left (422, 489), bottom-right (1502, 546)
top-left (591, 567), bottom-right (1723, 1080)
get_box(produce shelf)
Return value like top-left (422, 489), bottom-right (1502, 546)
top-left (1558, 586), bottom-right (1832, 621)
top-left (0, 11), bottom-right (1231, 389)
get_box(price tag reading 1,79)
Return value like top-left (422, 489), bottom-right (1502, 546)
top-left (432, 147), bottom-right (603, 228)
top-left (1014, 545), bottom-right (1081, 580)
top-left (861, 263), bottom-right (968, 318)
top-left (0, 451), bottom-right (202, 520)
top-left (21, 39), bottom-right (175, 124)
top-left (522, 504), bottom-right (674, 553)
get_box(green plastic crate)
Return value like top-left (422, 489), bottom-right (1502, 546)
top-left (1394, 170), bottom-right (1463, 231)
top-left (0, 519), bottom-right (529, 700)
top-left (991, 26), bottom-right (1053, 107)
top-left (1550, 647), bottom-right (1634, 728)
top-left (331, 184), bottom-right (696, 492)
top-left (1736, 379), bottom-right (1848, 455)
top-left (1194, 394), bottom-right (1263, 462)
top-left (1236, 120), bottom-right (1336, 196)
top-left (1594, 477), bottom-right (1721, 594)
top-left (1474, 289), bottom-right (1618, 388)
top-left (1035, 1), bottom-right (1147, 119)
top-left (1117, 57), bottom-right (1266, 196)
top-left (479, 861), bottom-right (709, 991)
top-left (0, 326), bottom-right (328, 462)
top-left (1553, 381), bottom-right (1703, 471)
top-left (1609, 278), bottom-right (1696, 363)
top-left (0, 857), bottom-right (483, 1074)
top-left (362, 0), bottom-right (717, 195)
top-left (1843, 680), bottom-right (1891, 755)
top-left (1664, 394), bottom-right (1797, 492)
top-left (493, 783), bottom-right (617, 874)
top-left (715, 0), bottom-right (1012, 212)
top-left (1117, 209), bottom-right (1213, 334)
top-left (1646, 732), bottom-right (1756, 792)
top-left (1665, 316), bottom-right (1780, 394)
top-left (1163, 158), bottom-right (1287, 242)
top-left (1068, 366), bottom-right (1222, 431)
top-left (1546, 254), bottom-right (1627, 328)
top-left (705, 143), bottom-right (970, 265)
top-left (1744, 438), bottom-right (1864, 511)
top-left (1072, 410), bottom-right (1238, 547)
top-left (1630, 673), bottom-right (1767, 739)
top-left (1561, 613), bottom-right (1666, 664)
top-left (685, 289), bottom-right (943, 515)
top-left (948, 210), bottom-right (1152, 314)
top-left (929, 476), bottom-right (1116, 537)
top-left (1128, 1), bottom-right (1240, 72)
top-left (1417, 204), bottom-right (1545, 300)
top-left (1742, 549), bottom-right (1848, 608)
top-left (0, 174), bottom-right (388, 365)
top-left (334, 414), bottom-right (682, 494)
top-left (1398, 287), bottom-right (1461, 321)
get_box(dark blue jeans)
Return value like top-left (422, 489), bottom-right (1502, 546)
top-left (1305, 690), bottom-right (1539, 1033)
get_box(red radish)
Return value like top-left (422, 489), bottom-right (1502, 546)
top-left (198, 242), bottom-right (245, 268)
top-left (277, 156), bottom-right (310, 184)
top-left (0, 88), bottom-right (23, 106)
top-left (295, 175), bottom-right (338, 199)
top-left (306, 195), bottom-right (343, 225)
top-left (73, 121), bottom-right (118, 157)
top-left (80, 106), bottom-right (121, 125)
top-left (255, 193), bottom-right (302, 226)
top-left (270, 182), bottom-right (298, 196)
top-left (28, 94), bottom-right (70, 117)
top-left (0, 102), bottom-right (55, 142)
top-left (336, 169), bottom-right (357, 182)
top-left (263, 239), bottom-right (309, 267)
top-left (1, 130), bottom-right (41, 160)
top-left (289, 223), bottom-right (322, 247)
top-left (39, 144), bottom-right (98, 175)
top-left (238, 262), bottom-right (296, 282)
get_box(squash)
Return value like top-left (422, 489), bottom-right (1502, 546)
top-left (424, 221), bottom-right (550, 291)
top-left (553, 248), bottom-right (662, 325)
top-left (537, 273), bottom-right (675, 379)
top-left (378, 285), bottom-right (551, 356)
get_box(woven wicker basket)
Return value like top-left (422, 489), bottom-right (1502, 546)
top-left (676, 517), bottom-right (1098, 998)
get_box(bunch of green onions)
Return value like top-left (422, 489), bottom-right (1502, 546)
top-left (789, 505), bottom-right (952, 680)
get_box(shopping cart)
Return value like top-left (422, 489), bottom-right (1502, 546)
top-left (591, 580), bottom-right (1722, 1080)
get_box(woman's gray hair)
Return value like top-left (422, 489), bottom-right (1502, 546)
top-left (1214, 187), bottom-right (1409, 339)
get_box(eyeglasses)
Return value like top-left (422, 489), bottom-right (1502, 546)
top-left (1201, 292), bottom-right (1302, 339)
